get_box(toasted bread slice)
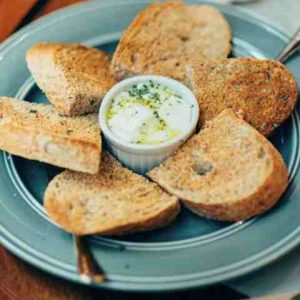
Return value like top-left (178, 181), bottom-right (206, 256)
top-left (148, 109), bottom-right (288, 222)
top-left (111, 1), bottom-right (231, 82)
top-left (185, 58), bottom-right (298, 136)
top-left (44, 152), bottom-right (180, 235)
top-left (0, 97), bottom-right (101, 174)
top-left (26, 43), bottom-right (116, 116)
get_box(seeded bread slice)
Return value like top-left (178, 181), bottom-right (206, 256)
top-left (26, 43), bottom-right (116, 116)
top-left (0, 97), bottom-right (101, 174)
top-left (185, 58), bottom-right (298, 136)
top-left (111, 1), bottom-right (231, 82)
top-left (148, 109), bottom-right (288, 222)
top-left (44, 152), bottom-right (180, 235)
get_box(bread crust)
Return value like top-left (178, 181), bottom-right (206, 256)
top-left (185, 58), bottom-right (298, 136)
top-left (111, 1), bottom-right (231, 81)
top-left (0, 97), bottom-right (101, 174)
top-left (27, 43), bottom-right (116, 116)
top-left (183, 144), bottom-right (288, 221)
top-left (44, 152), bottom-right (180, 235)
top-left (148, 109), bottom-right (288, 222)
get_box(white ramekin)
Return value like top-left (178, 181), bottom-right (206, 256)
top-left (99, 75), bottom-right (199, 174)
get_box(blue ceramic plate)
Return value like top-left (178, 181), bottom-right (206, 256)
top-left (0, 0), bottom-right (299, 292)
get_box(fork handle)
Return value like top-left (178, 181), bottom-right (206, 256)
top-left (74, 235), bottom-right (106, 283)
top-left (277, 27), bottom-right (300, 63)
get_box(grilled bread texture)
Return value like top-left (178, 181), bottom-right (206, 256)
top-left (44, 152), bottom-right (180, 235)
top-left (0, 97), bottom-right (101, 174)
top-left (185, 58), bottom-right (298, 135)
top-left (148, 109), bottom-right (288, 221)
top-left (27, 43), bottom-right (116, 116)
top-left (111, 1), bottom-right (231, 82)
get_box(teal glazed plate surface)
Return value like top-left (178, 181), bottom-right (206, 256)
top-left (0, 0), bottom-right (300, 292)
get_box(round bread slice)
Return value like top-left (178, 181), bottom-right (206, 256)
top-left (0, 97), bottom-right (101, 174)
top-left (148, 109), bottom-right (288, 222)
top-left (111, 1), bottom-right (231, 82)
top-left (185, 58), bottom-right (298, 136)
top-left (26, 43), bottom-right (116, 116)
top-left (44, 152), bottom-right (180, 235)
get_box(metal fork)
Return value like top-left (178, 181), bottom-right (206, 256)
top-left (277, 27), bottom-right (300, 63)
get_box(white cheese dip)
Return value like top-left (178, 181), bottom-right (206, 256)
top-left (107, 80), bottom-right (193, 145)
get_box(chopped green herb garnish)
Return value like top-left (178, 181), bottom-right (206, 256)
top-left (153, 111), bottom-right (159, 118)
top-left (106, 79), bottom-right (190, 145)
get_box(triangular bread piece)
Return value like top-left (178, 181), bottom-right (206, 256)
top-left (27, 43), bottom-right (115, 116)
top-left (185, 58), bottom-right (298, 136)
top-left (44, 152), bottom-right (180, 235)
top-left (111, 1), bottom-right (231, 82)
top-left (0, 97), bottom-right (101, 174)
top-left (148, 109), bottom-right (288, 221)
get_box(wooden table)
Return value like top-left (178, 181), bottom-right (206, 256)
top-left (0, 245), bottom-right (247, 299)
